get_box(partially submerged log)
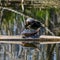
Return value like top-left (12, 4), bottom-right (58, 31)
top-left (0, 35), bottom-right (60, 44)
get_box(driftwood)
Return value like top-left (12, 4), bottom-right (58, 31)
top-left (0, 35), bottom-right (60, 44)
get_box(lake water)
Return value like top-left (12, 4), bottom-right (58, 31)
top-left (0, 44), bottom-right (56, 60)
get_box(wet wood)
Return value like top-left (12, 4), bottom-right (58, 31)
top-left (0, 35), bottom-right (60, 44)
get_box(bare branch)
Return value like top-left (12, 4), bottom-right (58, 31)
top-left (0, 6), bottom-right (54, 35)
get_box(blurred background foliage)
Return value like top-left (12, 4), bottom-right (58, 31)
top-left (0, 0), bottom-right (60, 60)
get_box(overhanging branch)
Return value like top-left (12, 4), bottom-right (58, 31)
top-left (0, 6), bottom-right (54, 35)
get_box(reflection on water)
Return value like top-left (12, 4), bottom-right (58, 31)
top-left (0, 44), bottom-right (41, 60)
top-left (0, 43), bottom-right (57, 60)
